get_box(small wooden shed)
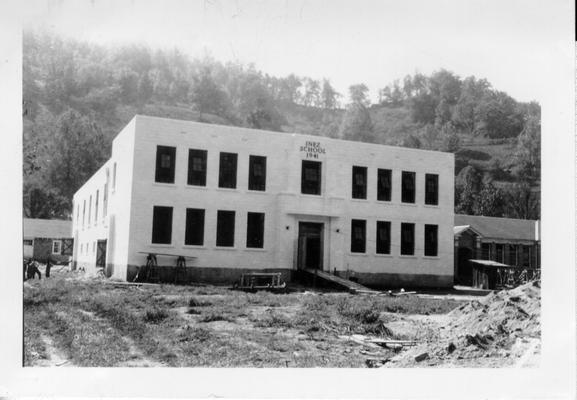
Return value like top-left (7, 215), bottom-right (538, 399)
top-left (469, 259), bottom-right (514, 290)
top-left (23, 218), bottom-right (73, 263)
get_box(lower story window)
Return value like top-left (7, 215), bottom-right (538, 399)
top-left (216, 210), bottom-right (235, 247)
top-left (400, 223), bottom-right (415, 255)
top-left (424, 224), bottom-right (438, 257)
top-left (376, 221), bottom-right (391, 254)
top-left (351, 219), bottom-right (366, 253)
top-left (152, 206), bottom-right (173, 244)
top-left (52, 240), bottom-right (62, 255)
top-left (185, 208), bottom-right (205, 246)
top-left (246, 212), bottom-right (265, 248)
top-left (23, 239), bottom-right (33, 246)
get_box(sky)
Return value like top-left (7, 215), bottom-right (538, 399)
top-left (21, 0), bottom-right (570, 104)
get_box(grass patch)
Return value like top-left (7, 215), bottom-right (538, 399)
top-left (144, 308), bottom-right (170, 323)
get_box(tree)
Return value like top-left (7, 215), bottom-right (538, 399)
top-left (473, 181), bottom-right (506, 217)
top-left (455, 166), bottom-right (482, 214)
top-left (505, 183), bottom-right (540, 220)
top-left (440, 122), bottom-right (460, 153)
top-left (321, 79), bottom-right (340, 109)
top-left (452, 76), bottom-right (490, 135)
top-left (46, 109), bottom-right (108, 203)
top-left (190, 67), bottom-right (230, 120)
top-left (511, 114), bottom-right (540, 181)
top-left (338, 103), bottom-right (375, 142)
top-left (476, 91), bottom-right (524, 138)
top-left (302, 78), bottom-right (321, 107)
top-left (137, 72), bottom-right (153, 107)
top-left (348, 83), bottom-right (370, 107)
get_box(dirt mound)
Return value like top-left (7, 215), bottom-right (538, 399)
top-left (385, 281), bottom-right (540, 367)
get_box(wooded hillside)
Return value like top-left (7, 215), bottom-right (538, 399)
top-left (23, 31), bottom-right (540, 220)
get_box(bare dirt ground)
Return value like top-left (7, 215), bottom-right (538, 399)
top-left (23, 270), bottom-right (539, 368)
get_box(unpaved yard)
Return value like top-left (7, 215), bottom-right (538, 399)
top-left (24, 271), bottom-right (467, 367)
top-left (24, 271), bottom-right (539, 368)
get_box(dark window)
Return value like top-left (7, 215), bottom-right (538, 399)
top-left (218, 152), bottom-right (238, 188)
top-left (82, 200), bottom-right (86, 228)
top-left (187, 149), bottom-right (207, 186)
top-left (95, 190), bottom-right (99, 223)
top-left (248, 155), bottom-right (267, 191)
top-left (185, 208), bottom-right (205, 246)
top-left (155, 146), bottom-right (176, 183)
top-left (112, 162), bottom-right (117, 190)
top-left (88, 195), bottom-right (92, 225)
top-left (495, 244), bottom-right (504, 263)
top-left (377, 169), bottom-right (392, 201)
top-left (522, 245), bottom-right (532, 267)
top-left (352, 166), bottom-right (367, 199)
top-left (103, 183), bottom-right (108, 217)
top-left (424, 224), bottom-right (438, 256)
top-left (301, 160), bottom-right (322, 195)
top-left (401, 171), bottom-right (416, 203)
top-left (425, 174), bottom-right (439, 205)
top-left (246, 212), bottom-right (265, 248)
top-left (481, 243), bottom-right (491, 260)
top-left (376, 221), bottom-right (391, 254)
top-left (508, 244), bottom-right (518, 266)
top-left (350, 219), bottom-right (366, 253)
top-left (216, 210), bottom-right (235, 247)
top-left (401, 223), bottom-right (415, 255)
top-left (152, 206), bottom-right (173, 244)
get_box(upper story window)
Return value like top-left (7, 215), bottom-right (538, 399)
top-left (425, 174), bottom-right (439, 205)
top-left (103, 183), bottom-right (108, 217)
top-left (155, 146), bottom-right (176, 184)
top-left (376, 221), bottom-right (391, 255)
top-left (401, 171), bottom-right (416, 203)
top-left (400, 222), bottom-right (415, 255)
top-left (301, 160), bottom-right (322, 195)
top-left (377, 169), bottom-right (392, 201)
top-left (350, 219), bottom-right (366, 253)
top-left (95, 190), bottom-right (99, 224)
top-left (82, 200), bottom-right (86, 229)
top-left (112, 163), bottom-right (117, 191)
top-left (248, 155), bottom-right (267, 191)
top-left (188, 149), bottom-right (207, 186)
top-left (218, 152), bottom-right (238, 189)
top-left (246, 212), bottom-right (265, 248)
top-left (88, 195), bottom-right (92, 225)
top-left (352, 166), bottom-right (367, 199)
top-left (424, 224), bottom-right (438, 256)
top-left (216, 210), bottom-right (236, 247)
top-left (151, 206), bottom-right (173, 244)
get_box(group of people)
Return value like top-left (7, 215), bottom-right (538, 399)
top-left (23, 258), bottom-right (54, 281)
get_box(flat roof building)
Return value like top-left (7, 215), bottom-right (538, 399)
top-left (72, 115), bottom-right (455, 288)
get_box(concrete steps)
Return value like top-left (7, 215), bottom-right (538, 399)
top-left (303, 269), bottom-right (379, 294)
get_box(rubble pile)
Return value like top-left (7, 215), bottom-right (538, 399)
top-left (385, 281), bottom-right (540, 367)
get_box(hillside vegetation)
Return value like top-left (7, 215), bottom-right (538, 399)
top-left (23, 31), bottom-right (540, 220)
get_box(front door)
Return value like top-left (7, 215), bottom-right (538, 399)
top-left (96, 240), bottom-right (107, 270)
top-left (298, 222), bottom-right (323, 270)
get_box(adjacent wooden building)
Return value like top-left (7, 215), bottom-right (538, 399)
top-left (23, 218), bottom-right (73, 263)
top-left (453, 214), bottom-right (540, 286)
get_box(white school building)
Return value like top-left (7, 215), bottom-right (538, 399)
top-left (72, 115), bottom-right (455, 288)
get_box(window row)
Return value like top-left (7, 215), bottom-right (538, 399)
top-left (350, 220), bottom-right (438, 257)
top-left (155, 146), bottom-right (267, 191)
top-left (302, 161), bottom-right (438, 205)
top-left (152, 206), bottom-right (265, 249)
top-left (351, 166), bottom-right (439, 205)
top-left (75, 163), bottom-right (114, 230)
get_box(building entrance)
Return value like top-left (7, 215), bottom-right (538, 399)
top-left (96, 239), bottom-right (107, 271)
top-left (298, 222), bottom-right (324, 270)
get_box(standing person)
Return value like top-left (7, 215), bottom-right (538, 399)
top-left (23, 259), bottom-right (28, 281)
top-left (45, 257), bottom-right (52, 278)
top-left (27, 260), bottom-right (41, 280)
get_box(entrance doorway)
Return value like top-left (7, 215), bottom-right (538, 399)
top-left (96, 239), bottom-right (107, 271)
top-left (298, 222), bottom-right (324, 270)
top-left (457, 247), bottom-right (473, 285)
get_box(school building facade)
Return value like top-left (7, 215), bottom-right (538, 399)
top-left (72, 115), bottom-right (455, 288)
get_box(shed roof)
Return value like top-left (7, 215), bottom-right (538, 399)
top-left (454, 214), bottom-right (537, 241)
top-left (23, 218), bottom-right (72, 239)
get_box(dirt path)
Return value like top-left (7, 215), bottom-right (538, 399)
top-left (36, 334), bottom-right (71, 367)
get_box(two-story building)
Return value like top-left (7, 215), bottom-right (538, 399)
top-left (72, 115), bottom-right (455, 288)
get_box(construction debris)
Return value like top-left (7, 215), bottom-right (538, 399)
top-left (383, 281), bottom-right (540, 367)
